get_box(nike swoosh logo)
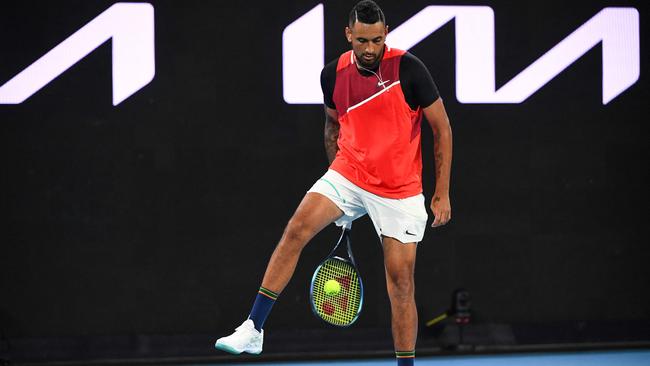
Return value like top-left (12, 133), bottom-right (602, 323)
top-left (405, 230), bottom-right (417, 236)
top-left (378, 80), bottom-right (391, 87)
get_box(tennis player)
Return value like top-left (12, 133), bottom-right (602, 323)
top-left (216, 1), bottom-right (452, 364)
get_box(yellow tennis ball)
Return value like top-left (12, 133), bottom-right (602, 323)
top-left (324, 279), bottom-right (341, 296)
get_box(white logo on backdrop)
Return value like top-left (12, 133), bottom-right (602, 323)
top-left (0, 3), bottom-right (155, 106)
top-left (282, 5), bottom-right (639, 105)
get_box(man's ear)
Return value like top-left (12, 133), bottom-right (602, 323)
top-left (345, 26), bottom-right (352, 43)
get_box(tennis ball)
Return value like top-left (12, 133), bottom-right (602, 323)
top-left (324, 279), bottom-right (341, 296)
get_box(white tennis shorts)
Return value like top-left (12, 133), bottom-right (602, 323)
top-left (307, 169), bottom-right (428, 244)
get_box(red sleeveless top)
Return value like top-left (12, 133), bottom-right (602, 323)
top-left (330, 47), bottom-right (424, 199)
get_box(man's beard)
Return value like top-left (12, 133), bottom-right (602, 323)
top-left (355, 47), bottom-right (384, 69)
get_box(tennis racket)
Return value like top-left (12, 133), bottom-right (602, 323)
top-left (309, 227), bottom-right (363, 327)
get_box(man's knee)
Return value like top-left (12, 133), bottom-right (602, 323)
top-left (281, 216), bottom-right (315, 247)
top-left (386, 271), bottom-right (415, 303)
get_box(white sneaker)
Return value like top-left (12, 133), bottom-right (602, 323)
top-left (215, 319), bottom-right (263, 355)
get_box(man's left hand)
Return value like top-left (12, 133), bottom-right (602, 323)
top-left (430, 193), bottom-right (451, 227)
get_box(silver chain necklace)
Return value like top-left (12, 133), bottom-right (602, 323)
top-left (356, 62), bottom-right (388, 89)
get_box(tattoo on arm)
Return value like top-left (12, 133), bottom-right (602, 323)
top-left (324, 112), bottom-right (340, 164)
top-left (426, 101), bottom-right (453, 197)
top-left (433, 129), bottom-right (443, 181)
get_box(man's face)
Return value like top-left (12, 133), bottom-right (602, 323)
top-left (346, 21), bottom-right (388, 69)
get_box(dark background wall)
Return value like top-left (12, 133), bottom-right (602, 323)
top-left (1, 0), bottom-right (648, 362)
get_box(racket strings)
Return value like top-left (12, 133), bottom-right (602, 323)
top-left (312, 258), bottom-right (362, 326)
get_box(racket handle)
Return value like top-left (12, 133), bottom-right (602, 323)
top-left (426, 312), bottom-right (448, 327)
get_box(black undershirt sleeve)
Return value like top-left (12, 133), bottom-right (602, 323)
top-left (320, 59), bottom-right (338, 109)
top-left (400, 52), bottom-right (440, 110)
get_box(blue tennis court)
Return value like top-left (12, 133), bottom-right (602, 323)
top-left (211, 350), bottom-right (650, 366)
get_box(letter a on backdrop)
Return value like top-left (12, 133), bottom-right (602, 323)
top-left (0, 3), bottom-right (155, 106)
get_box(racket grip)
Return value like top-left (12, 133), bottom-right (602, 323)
top-left (426, 312), bottom-right (448, 327)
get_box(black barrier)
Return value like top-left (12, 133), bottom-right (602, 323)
top-left (0, 0), bottom-right (648, 363)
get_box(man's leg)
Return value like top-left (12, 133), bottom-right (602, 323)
top-left (383, 236), bottom-right (418, 365)
top-left (260, 192), bottom-right (343, 294)
top-left (216, 192), bottom-right (343, 354)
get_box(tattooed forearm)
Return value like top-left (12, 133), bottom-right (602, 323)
top-left (431, 123), bottom-right (452, 194)
top-left (423, 99), bottom-right (453, 201)
top-left (433, 130), bottom-right (443, 181)
top-left (324, 114), bottom-right (340, 164)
